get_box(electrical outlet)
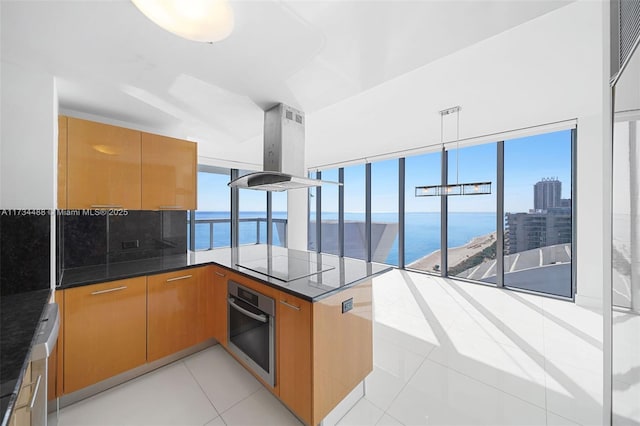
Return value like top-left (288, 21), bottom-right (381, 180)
top-left (342, 298), bottom-right (353, 313)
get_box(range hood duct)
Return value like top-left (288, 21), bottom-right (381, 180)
top-left (228, 103), bottom-right (340, 191)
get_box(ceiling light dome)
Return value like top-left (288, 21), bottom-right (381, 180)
top-left (132, 0), bottom-right (234, 43)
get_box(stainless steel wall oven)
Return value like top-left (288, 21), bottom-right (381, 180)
top-left (227, 280), bottom-right (275, 387)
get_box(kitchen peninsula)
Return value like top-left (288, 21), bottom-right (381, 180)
top-left (57, 244), bottom-right (391, 426)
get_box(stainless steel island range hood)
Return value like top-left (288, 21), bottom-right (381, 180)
top-left (228, 103), bottom-right (340, 191)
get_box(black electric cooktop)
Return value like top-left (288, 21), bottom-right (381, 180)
top-left (236, 255), bottom-right (335, 282)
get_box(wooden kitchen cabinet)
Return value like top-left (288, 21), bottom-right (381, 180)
top-left (141, 133), bottom-right (197, 210)
top-left (207, 266), bottom-right (228, 346)
top-left (66, 117), bottom-right (141, 210)
top-left (57, 116), bottom-right (68, 209)
top-left (277, 292), bottom-right (312, 425)
top-left (64, 277), bottom-right (147, 394)
top-left (147, 268), bottom-right (204, 362)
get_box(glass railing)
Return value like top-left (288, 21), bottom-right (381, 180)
top-left (188, 217), bottom-right (287, 250)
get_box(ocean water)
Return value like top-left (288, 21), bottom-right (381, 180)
top-left (190, 211), bottom-right (496, 265)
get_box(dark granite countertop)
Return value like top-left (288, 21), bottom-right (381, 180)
top-left (1, 288), bottom-right (52, 426)
top-left (59, 245), bottom-right (392, 301)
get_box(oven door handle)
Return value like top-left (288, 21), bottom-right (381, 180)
top-left (228, 297), bottom-right (268, 323)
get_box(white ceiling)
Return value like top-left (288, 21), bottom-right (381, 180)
top-left (1, 0), bottom-right (574, 150)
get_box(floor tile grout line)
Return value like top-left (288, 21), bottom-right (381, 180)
top-left (182, 355), bottom-right (224, 418)
top-left (425, 356), bottom-right (549, 412)
top-left (183, 348), bottom-right (266, 419)
top-left (377, 411), bottom-right (406, 426)
top-left (374, 347), bottom-right (434, 415)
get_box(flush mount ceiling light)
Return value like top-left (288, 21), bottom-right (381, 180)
top-left (132, 0), bottom-right (234, 43)
top-left (415, 106), bottom-right (492, 197)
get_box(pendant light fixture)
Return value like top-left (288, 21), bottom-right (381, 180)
top-left (132, 0), bottom-right (234, 43)
top-left (415, 106), bottom-right (491, 197)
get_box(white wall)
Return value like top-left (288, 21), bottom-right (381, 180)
top-left (305, 0), bottom-right (606, 307)
top-left (1, 61), bottom-right (57, 209)
top-left (1, 60), bottom-right (58, 290)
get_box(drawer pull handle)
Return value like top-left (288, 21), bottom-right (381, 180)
top-left (166, 275), bottom-right (192, 282)
top-left (90, 204), bottom-right (123, 208)
top-left (15, 375), bottom-right (41, 411)
top-left (91, 286), bottom-right (127, 295)
top-left (158, 205), bottom-right (183, 210)
top-left (215, 271), bottom-right (226, 277)
top-left (279, 300), bottom-right (301, 311)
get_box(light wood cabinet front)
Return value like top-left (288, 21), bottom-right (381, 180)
top-left (67, 117), bottom-right (141, 209)
top-left (63, 277), bottom-right (147, 394)
top-left (147, 268), bottom-right (202, 362)
top-left (141, 133), bottom-right (196, 210)
top-left (208, 266), bottom-right (228, 346)
top-left (57, 116), bottom-right (68, 209)
top-left (277, 292), bottom-right (312, 425)
top-left (312, 280), bottom-right (373, 424)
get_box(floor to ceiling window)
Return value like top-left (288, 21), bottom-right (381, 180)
top-left (190, 169), bottom-right (231, 250)
top-left (447, 143), bottom-right (497, 282)
top-left (271, 191), bottom-right (287, 247)
top-left (343, 164), bottom-right (367, 260)
top-left (371, 159), bottom-right (399, 265)
top-left (320, 168), bottom-right (340, 255)
top-left (308, 127), bottom-right (574, 299)
top-left (308, 171), bottom-right (317, 251)
top-left (405, 152), bottom-right (442, 273)
top-left (238, 183), bottom-right (267, 245)
top-left (503, 130), bottom-right (573, 297)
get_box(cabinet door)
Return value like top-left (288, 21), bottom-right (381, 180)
top-left (64, 277), bottom-right (147, 394)
top-left (67, 117), bottom-right (141, 209)
top-left (209, 266), bottom-right (228, 346)
top-left (141, 133), bottom-right (196, 210)
top-left (57, 116), bottom-right (67, 209)
top-left (147, 268), bottom-right (201, 361)
top-left (277, 292), bottom-right (312, 425)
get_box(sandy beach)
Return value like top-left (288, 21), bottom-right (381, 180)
top-left (407, 231), bottom-right (497, 272)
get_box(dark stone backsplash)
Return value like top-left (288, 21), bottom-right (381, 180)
top-left (58, 210), bottom-right (187, 272)
top-left (0, 212), bottom-right (51, 296)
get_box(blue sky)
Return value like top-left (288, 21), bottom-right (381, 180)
top-left (198, 130), bottom-right (572, 214)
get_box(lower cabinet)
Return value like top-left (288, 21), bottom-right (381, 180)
top-left (277, 281), bottom-right (373, 426)
top-left (64, 277), bottom-right (147, 394)
top-left (147, 268), bottom-right (204, 362)
top-left (277, 292), bottom-right (312, 425)
top-left (209, 266), bottom-right (228, 346)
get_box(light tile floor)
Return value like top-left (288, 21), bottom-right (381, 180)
top-left (50, 269), bottom-right (605, 425)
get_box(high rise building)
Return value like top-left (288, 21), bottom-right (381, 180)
top-left (505, 211), bottom-right (572, 255)
top-left (506, 178), bottom-right (572, 255)
top-left (534, 178), bottom-right (562, 211)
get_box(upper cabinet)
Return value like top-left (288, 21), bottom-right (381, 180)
top-left (66, 117), bottom-right (142, 210)
top-left (59, 116), bottom-right (197, 210)
top-left (141, 133), bottom-right (196, 210)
